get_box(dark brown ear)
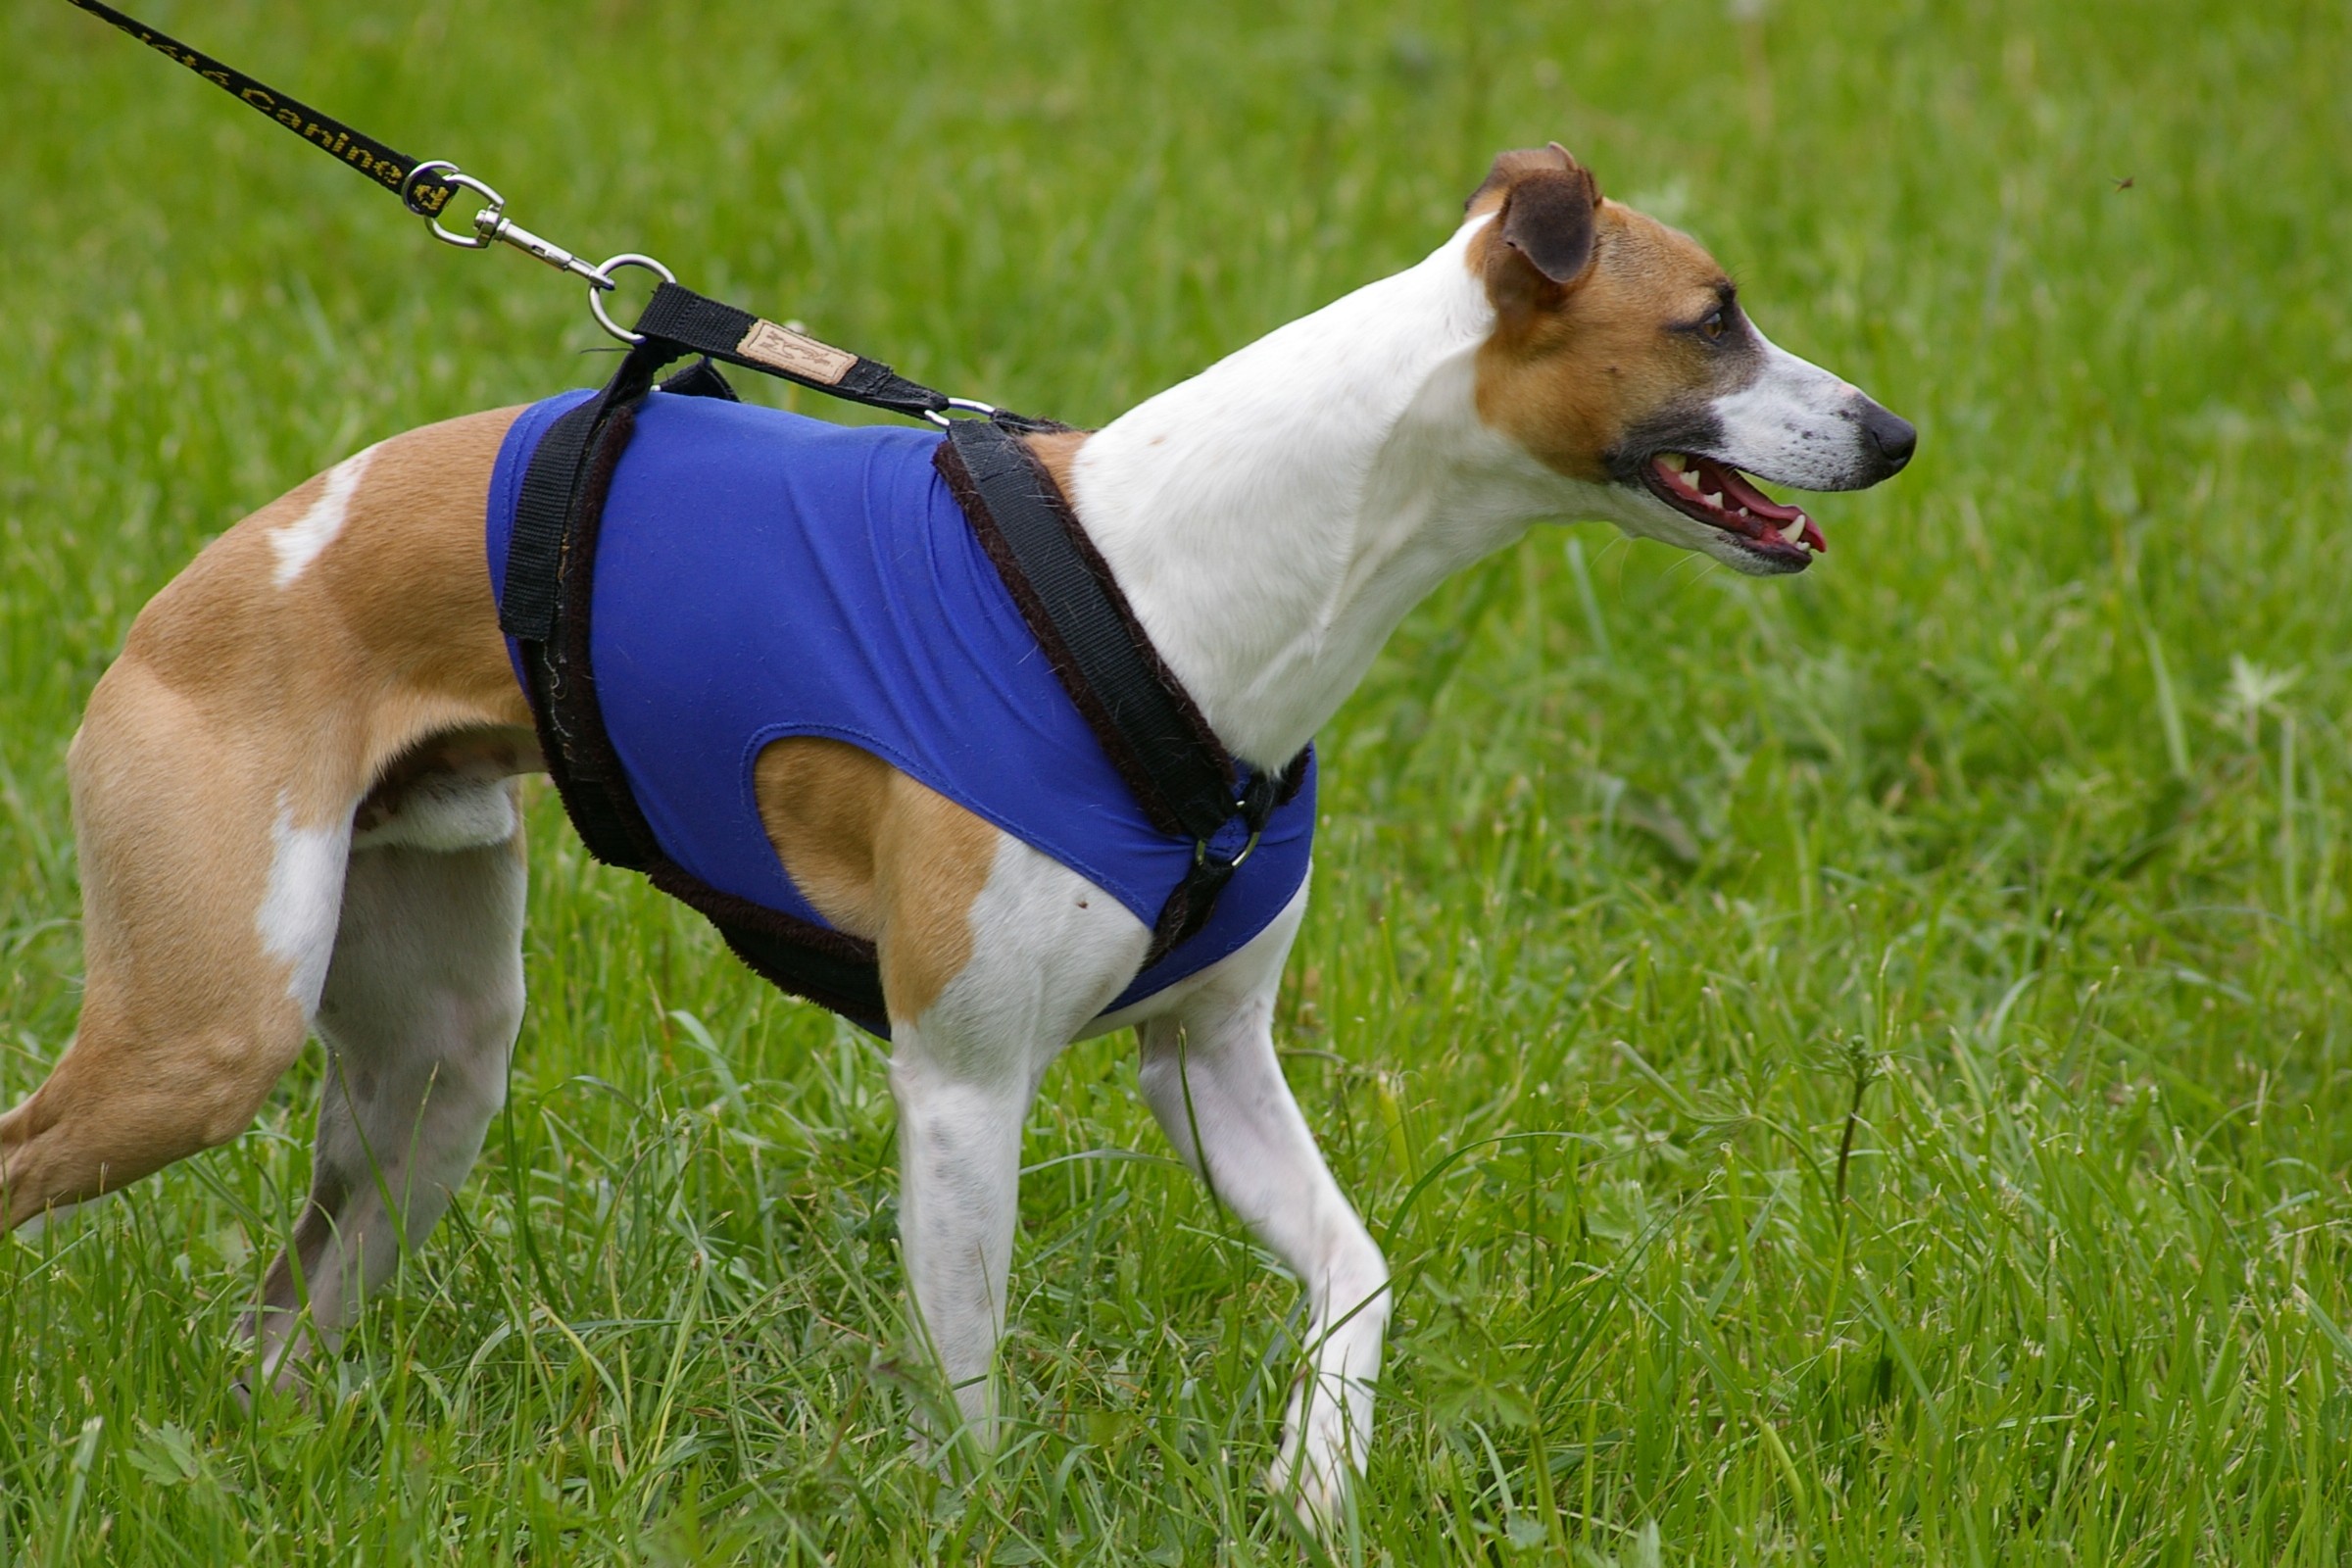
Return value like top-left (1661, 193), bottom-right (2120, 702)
top-left (1467, 143), bottom-right (1603, 317)
top-left (1464, 141), bottom-right (1601, 218)
top-left (1498, 163), bottom-right (1601, 284)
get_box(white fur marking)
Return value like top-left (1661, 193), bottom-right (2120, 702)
top-left (270, 443), bottom-right (378, 588)
top-left (922, 836), bottom-right (1152, 1037)
top-left (886, 837), bottom-right (1151, 1446)
top-left (258, 798), bottom-right (348, 1013)
top-left (351, 778), bottom-right (518, 853)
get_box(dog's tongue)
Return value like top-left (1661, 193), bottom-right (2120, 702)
top-left (1695, 456), bottom-right (1827, 553)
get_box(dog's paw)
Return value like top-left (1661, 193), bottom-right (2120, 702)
top-left (1264, 1439), bottom-right (1350, 1538)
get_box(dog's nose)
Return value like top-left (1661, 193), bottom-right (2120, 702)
top-left (1859, 400), bottom-right (1917, 474)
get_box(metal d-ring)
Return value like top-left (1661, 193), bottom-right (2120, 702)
top-left (401, 160), bottom-right (505, 249)
top-left (922, 398), bottom-right (1000, 428)
top-left (586, 253), bottom-right (678, 344)
top-left (1195, 825), bottom-right (1264, 871)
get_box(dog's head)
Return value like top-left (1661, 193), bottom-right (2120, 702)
top-left (1465, 144), bottom-right (1913, 574)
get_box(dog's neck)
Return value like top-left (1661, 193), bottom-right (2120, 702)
top-left (1068, 219), bottom-right (1598, 768)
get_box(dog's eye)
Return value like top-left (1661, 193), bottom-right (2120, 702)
top-left (1699, 308), bottom-right (1727, 341)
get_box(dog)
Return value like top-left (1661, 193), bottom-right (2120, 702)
top-left (2, 144), bottom-right (1911, 1527)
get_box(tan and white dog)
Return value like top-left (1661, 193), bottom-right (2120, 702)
top-left (2, 145), bottom-right (1909, 1524)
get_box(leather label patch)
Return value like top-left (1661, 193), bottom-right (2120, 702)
top-left (735, 319), bottom-right (858, 384)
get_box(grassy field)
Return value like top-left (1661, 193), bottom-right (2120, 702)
top-left (5, 0), bottom-right (2351, 1561)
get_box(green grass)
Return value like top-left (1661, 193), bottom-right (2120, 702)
top-left (5, 0), bottom-right (2352, 1560)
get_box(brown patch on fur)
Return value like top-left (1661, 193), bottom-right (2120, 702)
top-left (874, 785), bottom-right (1001, 1026)
top-left (755, 736), bottom-right (1001, 1025)
top-left (755, 738), bottom-right (894, 934)
top-left (1463, 149), bottom-right (1738, 482)
top-left (127, 410), bottom-right (534, 751)
top-left (1023, 428), bottom-right (1091, 500)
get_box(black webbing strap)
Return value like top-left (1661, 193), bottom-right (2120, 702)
top-left (511, 345), bottom-right (668, 867)
top-left (1142, 766), bottom-right (1288, 963)
top-left (502, 319), bottom-right (684, 642)
top-left (939, 418), bottom-right (1298, 961)
top-left (504, 394), bottom-right (611, 646)
top-left (64, 0), bottom-right (460, 215)
top-left (943, 419), bottom-right (1238, 842)
top-left (632, 284), bottom-right (955, 422)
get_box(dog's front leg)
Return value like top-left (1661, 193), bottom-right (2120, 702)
top-left (1135, 889), bottom-right (1389, 1531)
top-left (888, 1038), bottom-right (1034, 1446)
top-left (883, 834), bottom-right (1152, 1450)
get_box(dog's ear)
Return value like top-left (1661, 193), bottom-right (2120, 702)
top-left (1465, 142), bottom-right (1599, 220)
top-left (1499, 162), bottom-right (1600, 285)
top-left (1471, 144), bottom-right (1603, 318)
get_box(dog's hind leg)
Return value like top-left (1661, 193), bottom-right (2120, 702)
top-left (5, 407), bottom-right (531, 1244)
top-left (244, 803), bottom-right (526, 1383)
top-left (1134, 886), bottom-right (1389, 1530)
top-left (0, 659), bottom-right (347, 1231)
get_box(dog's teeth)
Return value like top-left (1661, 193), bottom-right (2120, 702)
top-left (1780, 517), bottom-right (1805, 544)
top-left (1701, 491), bottom-right (1723, 510)
top-left (1666, 453), bottom-right (1688, 472)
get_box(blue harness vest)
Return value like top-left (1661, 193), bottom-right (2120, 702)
top-left (486, 389), bottom-right (1315, 1034)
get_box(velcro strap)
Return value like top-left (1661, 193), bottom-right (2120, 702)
top-left (501, 397), bottom-right (603, 641)
top-left (500, 336), bottom-right (678, 641)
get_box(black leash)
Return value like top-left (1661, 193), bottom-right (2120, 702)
top-left (65, 0), bottom-right (972, 414)
top-left (69, 0), bottom-right (1305, 1021)
top-left (65, 0), bottom-right (460, 217)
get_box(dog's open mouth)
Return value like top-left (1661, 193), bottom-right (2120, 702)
top-left (1644, 452), bottom-right (1826, 564)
